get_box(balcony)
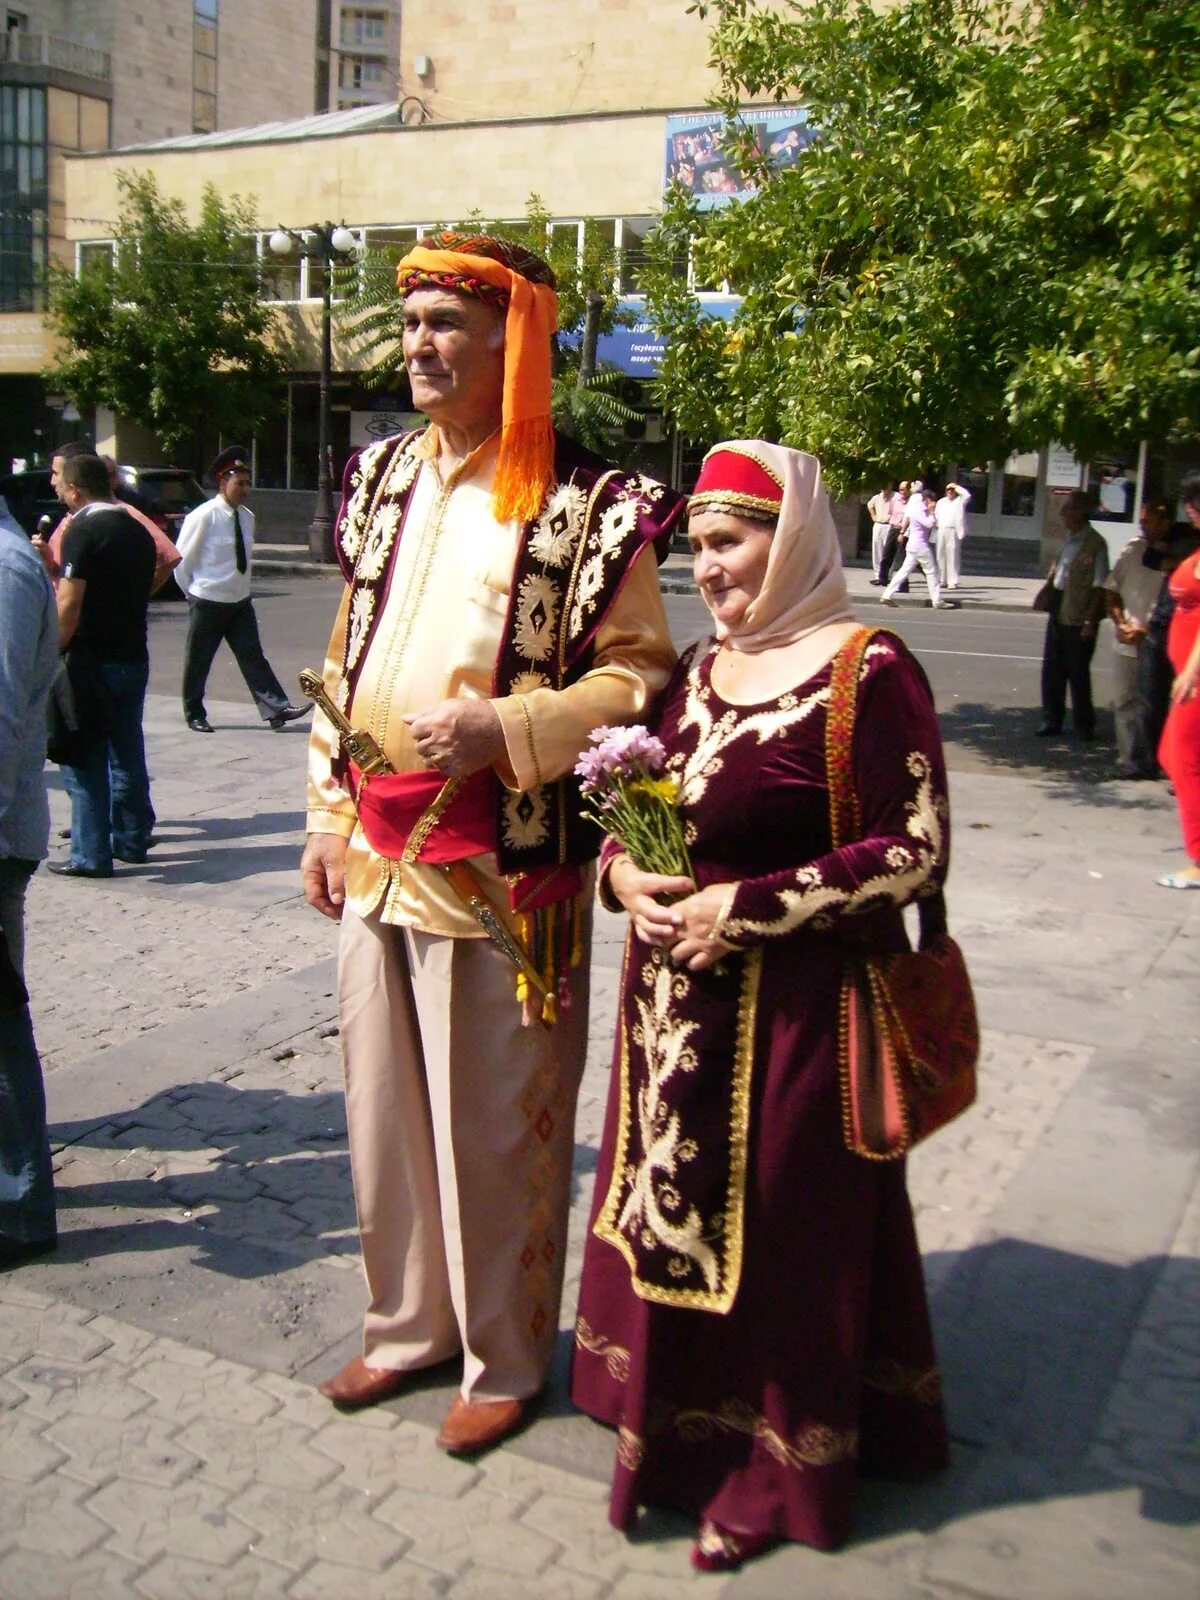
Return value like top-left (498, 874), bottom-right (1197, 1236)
top-left (0, 30), bottom-right (112, 84)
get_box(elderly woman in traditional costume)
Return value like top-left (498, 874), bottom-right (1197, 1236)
top-left (572, 442), bottom-right (951, 1569)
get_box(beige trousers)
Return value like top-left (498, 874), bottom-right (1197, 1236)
top-left (338, 905), bottom-right (590, 1402)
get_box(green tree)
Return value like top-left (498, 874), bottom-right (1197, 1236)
top-left (645, 0), bottom-right (1200, 489)
top-left (334, 196), bottom-right (640, 448)
top-left (45, 171), bottom-right (285, 469)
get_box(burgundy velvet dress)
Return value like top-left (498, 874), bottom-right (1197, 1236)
top-left (571, 630), bottom-right (950, 1551)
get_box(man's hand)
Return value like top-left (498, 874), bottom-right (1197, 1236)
top-left (301, 832), bottom-right (348, 920)
top-left (404, 698), bottom-right (505, 778)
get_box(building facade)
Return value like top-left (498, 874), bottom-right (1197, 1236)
top-left (7, 0), bottom-right (1192, 564)
top-left (0, 0), bottom-right (326, 468)
top-left (320, 2), bottom-right (401, 113)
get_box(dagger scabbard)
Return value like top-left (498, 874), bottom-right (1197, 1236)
top-left (297, 668), bottom-right (393, 775)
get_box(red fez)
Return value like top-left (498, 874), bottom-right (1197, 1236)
top-left (690, 445), bottom-right (785, 517)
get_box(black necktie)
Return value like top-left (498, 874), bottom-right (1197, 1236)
top-left (232, 505), bottom-right (247, 574)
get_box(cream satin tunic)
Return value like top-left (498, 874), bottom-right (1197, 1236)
top-left (306, 428), bottom-right (676, 936)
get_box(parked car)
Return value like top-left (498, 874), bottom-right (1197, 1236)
top-left (0, 467), bottom-right (59, 536)
top-left (0, 463), bottom-right (206, 540)
top-left (115, 465), bottom-right (207, 539)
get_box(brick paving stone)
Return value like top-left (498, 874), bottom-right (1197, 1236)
top-left (0, 1408), bottom-right (66, 1483)
top-left (0, 1474), bottom-right (110, 1557)
top-left (82, 1313), bottom-right (160, 1366)
top-left (918, 1481), bottom-right (1200, 1600)
top-left (478, 1452), bottom-right (611, 1504)
top-left (447, 1567), bottom-right (608, 1600)
top-left (7, 1356), bottom-right (154, 1423)
top-left (312, 1417), bottom-right (480, 1497)
top-left (44, 1412), bottom-right (197, 1489)
top-left (134, 1551), bottom-right (298, 1600)
top-left (0, 1542), bottom-right (143, 1600)
top-left (371, 1488), bottom-right (558, 1578)
top-left (232, 1481), bottom-right (410, 1574)
top-left (285, 1559), bottom-right (446, 1600)
top-left (520, 1494), bottom-right (696, 1583)
top-left (170, 1415), bottom-right (340, 1494)
top-left (86, 1476), bottom-right (254, 1566)
top-left (130, 1353), bottom-right (283, 1427)
top-left (0, 1299), bottom-right (113, 1367)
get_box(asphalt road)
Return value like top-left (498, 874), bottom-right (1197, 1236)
top-left (146, 573), bottom-right (1120, 782)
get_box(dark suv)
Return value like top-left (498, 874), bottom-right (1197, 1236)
top-left (115, 466), bottom-right (207, 538)
top-left (0, 463), bottom-right (205, 538)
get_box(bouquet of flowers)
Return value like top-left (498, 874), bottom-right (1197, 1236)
top-left (574, 724), bottom-right (693, 879)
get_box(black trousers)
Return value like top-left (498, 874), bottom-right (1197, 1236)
top-left (183, 597), bottom-right (289, 721)
top-left (1130, 622), bottom-right (1173, 774)
top-left (1040, 594), bottom-right (1096, 736)
top-left (877, 527), bottom-right (909, 589)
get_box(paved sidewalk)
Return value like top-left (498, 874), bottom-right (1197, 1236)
top-left (2, 685), bottom-right (1197, 1600)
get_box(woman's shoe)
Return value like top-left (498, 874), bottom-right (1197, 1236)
top-left (690, 1519), bottom-right (777, 1573)
top-left (1157, 870), bottom-right (1200, 890)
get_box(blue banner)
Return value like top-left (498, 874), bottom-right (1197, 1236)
top-left (563, 294), bottom-right (743, 378)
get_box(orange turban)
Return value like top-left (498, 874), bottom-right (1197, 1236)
top-left (396, 235), bottom-right (558, 524)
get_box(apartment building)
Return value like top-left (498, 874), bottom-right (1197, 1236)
top-left (320, 2), bottom-right (400, 112)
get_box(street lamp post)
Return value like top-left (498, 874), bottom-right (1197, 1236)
top-left (268, 222), bottom-right (357, 564)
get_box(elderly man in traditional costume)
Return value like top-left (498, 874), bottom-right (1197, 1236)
top-left (301, 233), bottom-right (682, 1455)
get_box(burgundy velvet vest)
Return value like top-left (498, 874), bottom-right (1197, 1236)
top-left (333, 427), bottom-right (686, 877)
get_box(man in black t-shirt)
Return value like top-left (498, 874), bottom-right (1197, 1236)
top-left (51, 454), bottom-right (157, 878)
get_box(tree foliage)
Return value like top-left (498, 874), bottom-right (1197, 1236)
top-left (334, 195), bottom-right (639, 447)
top-left (646, 0), bottom-right (1200, 488)
top-left (45, 171), bottom-right (285, 468)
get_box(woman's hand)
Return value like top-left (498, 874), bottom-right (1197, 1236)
top-left (608, 856), bottom-right (694, 948)
top-left (669, 883), bottom-right (737, 971)
top-left (1171, 660), bottom-right (1200, 705)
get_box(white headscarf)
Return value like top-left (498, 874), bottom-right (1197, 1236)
top-left (697, 441), bottom-right (854, 654)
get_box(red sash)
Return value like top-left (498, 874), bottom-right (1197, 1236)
top-left (350, 765), bottom-right (495, 864)
top-left (347, 763), bottom-right (584, 911)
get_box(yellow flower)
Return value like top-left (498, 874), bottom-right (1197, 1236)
top-left (628, 777), bottom-right (680, 802)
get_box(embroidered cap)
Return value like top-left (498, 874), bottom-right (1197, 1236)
top-left (689, 444), bottom-right (785, 518)
top-left (211, 445), bottom-right (251, 481)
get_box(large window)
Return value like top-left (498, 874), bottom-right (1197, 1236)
top-left (193, 0), bottom-right (217, 133)
top-left (0, 83), bottom-right (47, 310)
top-left (342, 9), bottom-right (386, 48)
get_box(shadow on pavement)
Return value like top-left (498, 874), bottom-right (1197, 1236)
top-left (939, 702), bottom-right (1175, 807)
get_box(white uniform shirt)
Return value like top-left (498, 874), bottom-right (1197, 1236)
top-left (934, 489), bottom-right (971, 538)
top-left (175, 494), bottom-right (254, 603)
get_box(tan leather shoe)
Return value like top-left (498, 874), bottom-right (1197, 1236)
top-left (436, 1394), bottom-right (527, 1455)
top-left (317, 1356), bottom-right (410, 1411)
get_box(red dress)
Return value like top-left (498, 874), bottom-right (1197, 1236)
top-left (1159, 554), bottom-right (1200, 860)
top-left (571, 632), bottom-right (950, 1552)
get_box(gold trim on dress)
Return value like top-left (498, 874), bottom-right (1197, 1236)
top-left (573, 1315), bottom-right (632, 1382)
top-left (592, 943), bottom-right (763, 1313)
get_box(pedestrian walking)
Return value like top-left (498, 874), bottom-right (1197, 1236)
top-left (0, 495), bottom-right (61, 1264)
top-left (881, 485), bottom-right (943, 607)
top-left (934, 482), bottom-right (971, 589)
top-left (50, 453), bottom-right (157, 877)
top-left (876, 478), bottom-right (911, 590)
top-left (174, 447), bottom-right (310, 734)
top-left (1157, 474), bottom-right (1200, 889)
top-left (1035, 488), bottom-right (1110, 741)
top-left (302, 232), bottom-right (682, 1456)
top-left (867, 480), bottom-right (892, 583)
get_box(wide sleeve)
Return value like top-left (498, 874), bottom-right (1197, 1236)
top-left (491, 545), bottom-right (676, 791)
top-left (718, 642), bottom-right (949, 948)
top-left (304, 583), bottom-right (359, 837)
